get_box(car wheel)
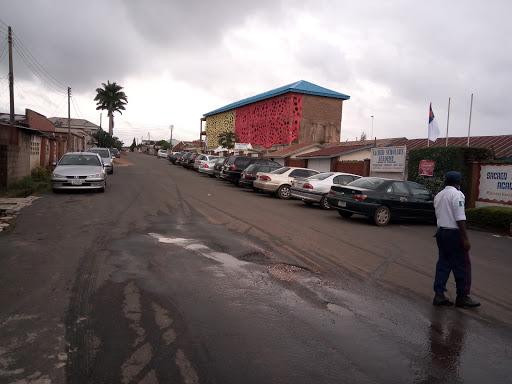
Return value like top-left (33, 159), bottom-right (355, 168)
top-left (209, 174), bottom-right (215, 178)
top-left (252, 187), bottom-right (260, 193)
top-left (338, 210), bottom-right (353, 218)
top-left (277, 185), bottom-right (291, 199)
top-left (320, 195), bottom-right (331, 210)
top-left (373, 205), bottom-right (391, 226)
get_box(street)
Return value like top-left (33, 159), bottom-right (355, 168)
top-left (1, 152), bottom-right (511, 383)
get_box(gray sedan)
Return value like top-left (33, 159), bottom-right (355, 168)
top-left (51, 152), bottom-right (107, 193)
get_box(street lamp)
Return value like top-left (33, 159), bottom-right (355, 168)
top-left (371, 115), bottom-right (374, 140)
top-left (170, 125), bottom-right (174, 151)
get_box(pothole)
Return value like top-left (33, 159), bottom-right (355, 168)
top-left (267, 263), bottom-right (312, 282)
top-left (239, 251), bottom-right (273, 265)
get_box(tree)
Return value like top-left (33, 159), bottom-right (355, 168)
top-left (130, 138), bottom-right (136, 152)
top-left (155, 140), bottom-right (170, 150)
top-left (92, 129), bottom-right (123, 149)
top-left (360, 131), bottom-right (367, 141)
top-left (94, 81), bottom-right (128, 136)
top-left (218, 131), bottom-right (238, 150)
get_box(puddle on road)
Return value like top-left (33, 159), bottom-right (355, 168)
top-left (149, 233), bottom-right (246, 267)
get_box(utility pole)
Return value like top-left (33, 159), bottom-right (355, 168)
top-left (170, 125), bottom-right (174, 151)
top-left (67, 87), bottom-right (71, 151)
top-left (8, 26), bottom-right (14, 127)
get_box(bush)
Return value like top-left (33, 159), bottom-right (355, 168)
top-left (1, 166), bottom-right (52, 197)
top-left (466, 206), bottom-right (512, 231)
top-left (408, 146), bottom-right (493, 195)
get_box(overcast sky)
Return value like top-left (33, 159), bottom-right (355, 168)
top-left (1, 0), bottom-right (510, 145)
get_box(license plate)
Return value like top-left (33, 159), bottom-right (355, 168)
top-left (338, 201), bottom-right (346, 207)
top-left (71, 180), bottom-right (82, 185)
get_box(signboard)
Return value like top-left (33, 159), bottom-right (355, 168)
top-left (419, 160), bottom-right (435, 176)
top-left (476, 164), bottom-right (512, 207)
top-left (370, 146), bottom-right (406, 173)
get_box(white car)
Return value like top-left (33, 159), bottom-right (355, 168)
top-left (157, 149), bottom-right (168, 159)
top-left (290, 172), bottom-right (361, 209)
top-left (253, 167), bottom-right (319, 199)
top-left (194, 154), bottom-right (218, 171)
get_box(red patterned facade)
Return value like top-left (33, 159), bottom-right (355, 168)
top-left (234, 93), bottom-right (302, 149)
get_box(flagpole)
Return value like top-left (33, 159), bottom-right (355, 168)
top-left (467, 93), bottom-right (473, 146)
top-left (445, 97), bottom-right (450, 146)
top-left (427, 103), bottom-right (430, 147)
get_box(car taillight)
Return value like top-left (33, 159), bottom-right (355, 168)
top-left (328, 190), bottom-right (334, 194)
top-left (232, 164), bottom-right (236, 171)
top-left (204, 164), bottom-right (209, 168)
top-left (245, 173), bottom-right (252, 179)
top-left (303, 183), bottom-right (313, 189)
top-left (260, 175), bottom-right (271, 181)
top-left (353, 194), bottom-right (367, 200)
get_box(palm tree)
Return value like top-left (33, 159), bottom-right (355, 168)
top-left (94, 81), bottom-right (128, 136)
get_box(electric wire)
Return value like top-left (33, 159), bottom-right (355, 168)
top-left (50, 95), bottom-right (68, 118)
top-left (13, 43), bottom-right (67, 95)
top-left (14, 79), bottom-right (45, 110)
top-left (71, 94), bottom-right (87, 120)
top-left (0, 18), bottom-right (8, 27)
top-left (12, 32), bottom-right (68, 89)
top-left (71, 97), bottom-right (82, 119)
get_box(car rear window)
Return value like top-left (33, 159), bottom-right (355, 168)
top-left (308, 172), bottom-right (334, 180)
top-left (88, 149), bottom-right (110, 158)
top-left (234, 157), bottom-right (252, 168)
top-left (348, 178), bottom-right (386, 190)
top-left (60, 154), bottom-right (101, 166)
top-left (271, 167), bottom-right (289, 174)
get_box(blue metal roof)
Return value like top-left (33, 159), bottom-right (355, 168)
top-left (204, 80), bottom-right (350, 117)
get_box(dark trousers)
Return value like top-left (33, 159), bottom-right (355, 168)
top-left (433, 228), bottom-right (471, 296)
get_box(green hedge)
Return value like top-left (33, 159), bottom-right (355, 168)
top-left (466, 206), bottom-right (512, 231)
top-left (408, 146), bottom-right (493, 194)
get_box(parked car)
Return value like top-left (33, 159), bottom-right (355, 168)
top-left (51, 152), bottom-right (107, 193)
top-left (175, 152), bottom-right (189, 165)
top-left (239, 163), bottom-right (282, 190)
top-left (157, 149), bottom-right (168, 159)
top-left (253, 167), bottom-right (319, 199)
top-left (168, 152), bottom-right (182, 164)
top-left (183, 152), bottom-right (199, 169)
top-left (194, 154), bottom-right (218, 171)
top-left (110, 148), bottom-right (120, 158)
top-left (213, 157), bottom-right (229, 178)
top-left (326, 177), bottom-right (436, 226)
top-left (291, 172), bottom-right (361, 209)
top-left (87, 147), bottom-right (114, 174)
top-left (223, 156), bottom-right (281, 184)
top-left (198, 156), bottom-right (220, 177)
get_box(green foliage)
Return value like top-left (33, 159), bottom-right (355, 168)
top-left (155, 140), bottom-right (170, 150)
top-left (218, 131), bottom-right (238, 149)
top-left (360, 131), bottom-right (367, 141)
top-left (0, 166), bottom-right (52, 197)
top-left (408, 146), bottom-right (493, 194)
top-left (94, 80), bottom-right (128, 134)
top-left (466, 206), bottom-right (512, 231)
top-left (92, 129), bottom-right (123, 149)
top-left (130, 138), bottom-right (136, 152)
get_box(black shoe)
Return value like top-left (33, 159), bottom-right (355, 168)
top-left (433, 293), bottom-right (454, 306)
top-left (455, 295), bottom-right (481, 308)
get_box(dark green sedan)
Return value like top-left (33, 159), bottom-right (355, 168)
top-left (326, 177), bottom-right (435, 226)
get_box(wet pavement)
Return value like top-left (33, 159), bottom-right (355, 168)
top-left (1, 152), bottom-right (511, 383)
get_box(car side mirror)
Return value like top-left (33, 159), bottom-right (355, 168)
top-left (52, 162), bottom-right (57, 166)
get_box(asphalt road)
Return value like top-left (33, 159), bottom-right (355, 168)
top-left (1, 152), bottom-right (511, 384)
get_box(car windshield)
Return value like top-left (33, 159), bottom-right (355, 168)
top-left (308, 172), bottom-right (334, 180)
top-left (347, 178), bottom-right (387, 190)
top-left (88, 149), bottom-right (110, 158)
top-left (270, 167), bottom-right (289, 174)
top-left (59, 154), bottom-right (101, 166)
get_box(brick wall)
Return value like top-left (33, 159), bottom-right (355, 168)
top-left (26, 109), bottom-right (55, 132)
top-left (336, 159), bottom-right (370, 176)
top-left (0, 130), bottom-right (33, 186)
top-left (297, 95), bottom-right (343, 144)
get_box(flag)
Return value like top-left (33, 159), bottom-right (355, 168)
top-left (428, 103), bottom-right (440, 142)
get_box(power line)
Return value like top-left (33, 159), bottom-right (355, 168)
top-left (12, 32), bottom-right (67, 89)
top-left (13, 43), bottom-right (67, 95)
top-left (0, 18), bottom-right (8, 27)
top-left (50, 95), bottom-right (68, 117)
top-left (71, 97), bottom-right (82, 119)
top-left (14, 79), bottom-right (45, 110)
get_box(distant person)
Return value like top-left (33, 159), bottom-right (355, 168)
top-left (432, 171), bottom-right (480, 308)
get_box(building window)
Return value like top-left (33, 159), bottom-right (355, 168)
top-left (31, 141), bottom-right (40, 155)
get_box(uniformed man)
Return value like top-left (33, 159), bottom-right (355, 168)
top-left (432, 171), bottom-right (480, 308)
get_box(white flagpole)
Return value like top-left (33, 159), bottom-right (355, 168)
top-left (427, 103), bottom-right (430, 147)
top-left (445, 97), bottom-right (450, 146)
top-left (467, 93), bottom-right (473, 146)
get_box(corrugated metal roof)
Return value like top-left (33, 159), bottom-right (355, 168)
top-left (403, 135), bottom-right (512, 159)
top-left (298, 144), bottom-right (373, 158)
top-left (204, 80), bottom-right (350, 117)
top-left (263, 143), bottom-right (323, 158)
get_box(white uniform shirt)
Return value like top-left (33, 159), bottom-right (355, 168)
top-left (434, 186), bottom-right (466, 229)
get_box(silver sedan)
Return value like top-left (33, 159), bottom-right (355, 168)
top-left (290, 172), bottom-right (360, 209)
top-left (51, 152), bottom-right (107, 193)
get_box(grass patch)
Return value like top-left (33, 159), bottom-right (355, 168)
top-left (0, 166), bottom-right (52, 198)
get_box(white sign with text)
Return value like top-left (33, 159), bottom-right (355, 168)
top-left (370, 146), bottom-right (407, 173)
